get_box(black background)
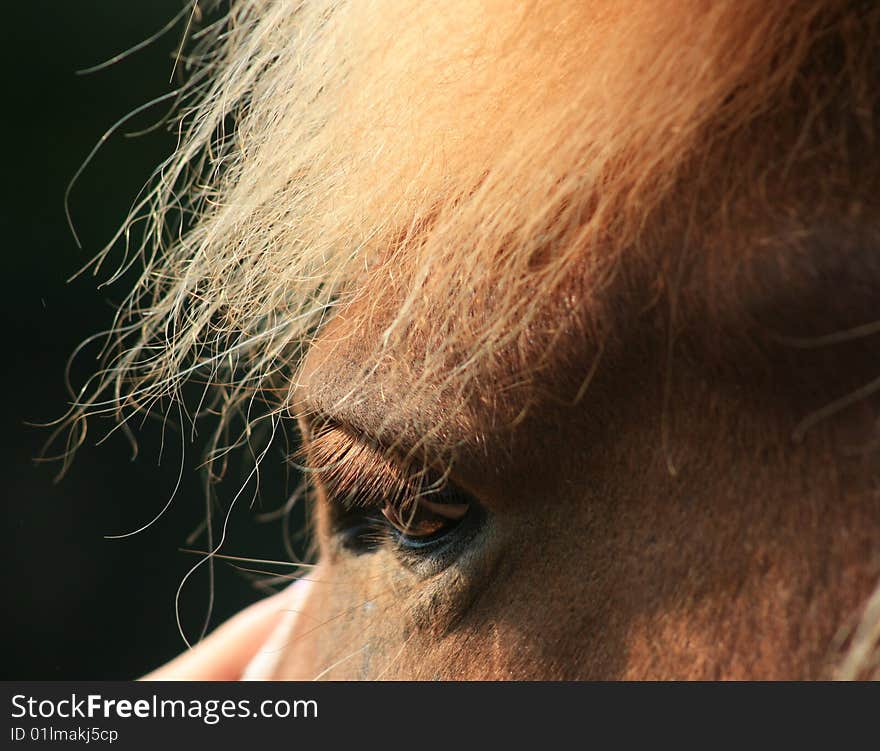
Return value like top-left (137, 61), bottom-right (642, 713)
top-left (2, 2), bottom-right (299, 679)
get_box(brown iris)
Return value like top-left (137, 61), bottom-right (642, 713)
top-left (381, 497), bottom-right (469, 539)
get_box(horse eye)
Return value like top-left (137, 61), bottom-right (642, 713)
top-left (331, 479), bottom-right (483, 565)
top-left (306, 425), bottom-right (484, 562)
top-left (376, 484), bottom-right (485, 569)
top-left (380, 496), bottom-right (470, 541)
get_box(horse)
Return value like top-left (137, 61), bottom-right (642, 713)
top-left (64, 0), bottom-right (880, 679)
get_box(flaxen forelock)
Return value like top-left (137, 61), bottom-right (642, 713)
top-left (55, 0), bottom-right (878, 471)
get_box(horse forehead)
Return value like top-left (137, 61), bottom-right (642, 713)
top-left (289, 1), bottom-right (880, 459)
top-left (292, 290), bottom-right (504, 448)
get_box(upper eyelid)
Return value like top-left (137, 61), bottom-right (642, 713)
top-left (302, 424), bottom-right (450, 512)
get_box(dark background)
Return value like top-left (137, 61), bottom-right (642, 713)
top-left (2, 2), bottom-right (299, 678)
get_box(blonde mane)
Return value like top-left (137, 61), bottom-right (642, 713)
top-left (54, 0), bottom-right (878, 470)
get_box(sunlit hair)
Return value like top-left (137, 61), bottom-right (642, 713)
top-left (55, 0), bottom-right (876, 464)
